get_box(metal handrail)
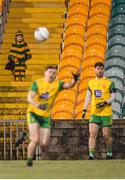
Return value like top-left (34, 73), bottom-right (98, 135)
top-left (0, 120), bottom-right (27, 160)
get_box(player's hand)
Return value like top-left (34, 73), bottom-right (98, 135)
top-left (82, 109), bottom-right (87, 121)
top-left (96, 101), bottom-right (107, 109)
top-left (38, 104), bottom-right (48, 110)
top-left (72, 72), bottom-right (80, 82)
top-left (40, 92), bottom-right (49, 99)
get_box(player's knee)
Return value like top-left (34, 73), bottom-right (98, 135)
top-left (40, 141), bottom-right (49, 148)
top-left (31, 137), bottom-right (40, 145)
top-left (103, 134), bottom-right (111, 141)
top-left (90, 132), bottom-right (97, 139)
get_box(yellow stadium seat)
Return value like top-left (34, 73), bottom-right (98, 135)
top-left (82, 58), bottom-right (104, 69)
top-left (90, 4), bottom-right (111, 17)
top-left (75, 101), bottom-right (91, 112)
top-left (86, 44), bottom-right (106, 53)
top-left (68, 4), bottom-right (89, 17)
top-left (86, 24), bottom-right (107, 38)
top-left (65, 24), bottom-right (85, 37)
top-left (70, 0), bottom-right (90, 7)
top-left (86, 43), bottom-right (106, 52)
top-left (79, 76), bottom-right (93, 85)
top-left (89, 13), bottom-right (109, 20)
top-left (86, 34), bottom-right (106, 47)
top-left (58, 69), bottom-right (73, 81)
top-left (59, 58), bottom-right (81, 69)
top-left (75, 102), bottom-right (84, 117)
top-left (84, 47), bottom-right (105, 60)
top-left (88, 15), bottom-right (109, 28)
top-left (66, 14), bottom-right (87, 27)
top-left (91, 0), bottom-right (112, 7)
top-left (77, 90), bottom-right (87, 104)
top-left (61, 47), bottom-right (83, 59)
top-left (78, 78), bottom-right (89, 92)
top-left (81, 67), bottom-right (95, 79)
top-left (61, 55), bottom-right (82, 64)
top-left (52, 101), bottom-right (74, 114)
top-left (83, 56), bottom-right (104, 64)
top-left (63, 44), bottom-right (83, 52)
top-left (54, 90), bottom-right (76, 104)
top-left (54, 98), bottom-right (75, 106)
top-left (64, 34), bottom-right (84, 49)
top-left (59, 66), bottom-right (79, 75)
top-left (52, 111), bottom-right (74, 119)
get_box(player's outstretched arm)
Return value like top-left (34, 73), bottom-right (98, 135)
top-left (62, 72), bottom-right (79, 89)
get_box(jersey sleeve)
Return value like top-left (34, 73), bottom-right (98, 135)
top-left (109, 82), bottom-right (116, 93)
top-left (30, 81), bottom-right (38, 92)
top-left (58, 81), bottom-right (64, 91)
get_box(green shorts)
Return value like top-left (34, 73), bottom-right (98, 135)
top-left (27, 112), bottom-right (51, 128)
top-left (89, 114), bottom-right (112, 127)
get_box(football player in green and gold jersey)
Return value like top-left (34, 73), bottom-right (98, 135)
top-left (26, 66), bottom-right (79, 166)
top-left (82, 62), bottom-right (116, 160)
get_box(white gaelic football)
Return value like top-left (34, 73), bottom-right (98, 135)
top-left (34, 27), bottom-right (50, 41)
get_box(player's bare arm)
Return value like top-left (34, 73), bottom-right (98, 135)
top-left (28, 91), bottom-right (48, 110)
top-left (27, 91), bottom-right (39, 108)
top-left (82, 90), bottom-right (92, 120)
top-left (62, 72), bottom-right (79, 89)
top-left (96, 92), bottom-right (116, 108)
top-left (62, 79), bottom-right (75, 89)
top-left (106, 92), bottom-right (116, 104)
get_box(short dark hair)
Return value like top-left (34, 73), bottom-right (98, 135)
top-left (45, 65), bottom-right (58, 71)
top-left (94, 62), bottom-right (105, 68)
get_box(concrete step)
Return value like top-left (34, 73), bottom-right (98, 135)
top-left (0, 115), bottom-right (26, 120)
top-left (1, 43), bottom-right (61, 49)
top-left (0, 69), bottom-right (48, 75)
top-left (7, 18), bottom-right (65, 23)
top-left (1, 49), bottom-right (60, 54)
top-left (0, 97), bottom-right (27, 103)
top-left (10, 2), bottom-right (66, 8)
top-left (0, 60), bottom-right (59, 65)
top-left (0, 108), bottom-right (27, 115)
top-left (1, 60), bottom-right (59, 65)
top-left (4, 27), bottom-right (64, 34)
top-left (9, 7), bottom-right (66, 13)
top-left (0, 74), bottom-right (41, 82)
top-left (3, 33), bottom-right (62, 39)
top-left (0, 70), bottom-right (12, 75)
top-left (0, 54), bottom-right (59, 59)
top-left (0, 64), bottom-right (57, 70)
top-left (0, 92), bottom-right (27, 97)
top-left (2, 37), bottom-right (62, 43)
top-left (0, 82), bottom-right (32, 86)
top-left (0, 86), bottom-right (30, 92)
top-left (5, 23), bottom-right (64, 29)
top-left (0, 103), bottom-right (28, 108)
top-left (8, 13), bottom-right (65, 18)
top-left (0, 75), bottom-right (42, 81)
top-left (11, 0), bottom-right (66, 3)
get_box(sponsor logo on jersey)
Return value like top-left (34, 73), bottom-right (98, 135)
top-left (94, 90), bottom-right (102, 97)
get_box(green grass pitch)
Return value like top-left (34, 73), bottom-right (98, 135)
top-left (0, 160), bottom-right (125, 179)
